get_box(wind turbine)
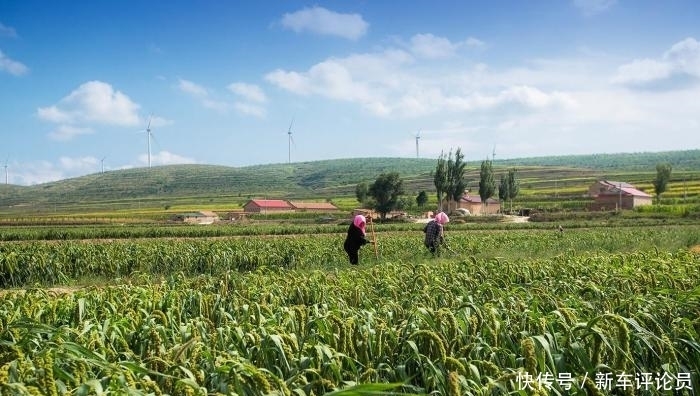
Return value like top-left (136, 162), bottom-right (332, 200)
top-left (492, 144), bottom-right (497, 162)
top-left (100, 157), bottom-right (106, 174)
top-left (2, 157), bottom-right (7, 185)
top-left (139, 115), bottom-right (154, 168)
top-left (415, 130), bottom-right (421, 158)
top-left (287, 118), bottom-right (295, 164)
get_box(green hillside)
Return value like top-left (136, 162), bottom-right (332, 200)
top-left (1, 150), bottom-right (699, 217)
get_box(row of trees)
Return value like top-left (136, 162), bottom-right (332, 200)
top-left (355, 156), bottom-right (675, 219)
top-left (355, 147), bottom-right (519, 219)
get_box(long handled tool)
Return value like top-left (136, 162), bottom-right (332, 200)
top-left (442, 237), bottom-right (463, 258)
top-left (367, 213), bottom-right (379, 259)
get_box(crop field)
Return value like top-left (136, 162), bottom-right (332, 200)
top-left (1, 224), bottom-right (699, 395)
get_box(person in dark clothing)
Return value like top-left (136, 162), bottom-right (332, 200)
top-left (344, 214), bottom-right (370, 265)
top-left (423, 212), bottom-right (449, 256)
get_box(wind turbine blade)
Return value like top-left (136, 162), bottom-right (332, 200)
top-left (147, 114), bottom-right (152, 130)
top-left (291, 134), bottom-right (296, 148)
top-left (288, 117), bottom-right (295, 133)
top-left (150, 131), bottom-right (162, 152)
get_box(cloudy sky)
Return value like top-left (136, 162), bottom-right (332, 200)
top-left (1, 1), bottom-right (699, 185)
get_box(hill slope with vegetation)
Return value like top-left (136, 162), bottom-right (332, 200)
top-left (0, 150), bottom-right (698, 215)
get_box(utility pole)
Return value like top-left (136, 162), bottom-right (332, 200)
top-left (618, 182), bottom-right (622, 211)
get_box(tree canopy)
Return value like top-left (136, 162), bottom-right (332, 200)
top-left (479, 160), bottom-right (496, 204)
top-left (369, 172), bottom-right (405, 219)
top-left (652, 162), bottom-right (672, 203)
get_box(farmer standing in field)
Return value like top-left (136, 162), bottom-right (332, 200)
top-left (424, 212), bottom-right (449, 256)
top-left (344, 214), bottom-right (370, 265)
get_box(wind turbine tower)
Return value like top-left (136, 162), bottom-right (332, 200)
top-left (101, 157), bottom-right (106, 174)
top-left (140, 116), bottom-right (153, 169)
top-left (415, 130), bottom-right (421, 158)
top-left (492, 145), bottom-right (497, 162)
top-left (3, 158), bottom-right (7, 185)
top-left (287, 118), bottom-right (295, 164)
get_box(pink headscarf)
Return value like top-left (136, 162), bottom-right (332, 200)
top-left (353, 214), bottom-right (366, 235)
top-left (435, 212), bottom-right (450, 225)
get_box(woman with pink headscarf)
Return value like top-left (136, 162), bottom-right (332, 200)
top-left (423, 212), bottom-right (449, 256)
top-left (344, 214), bottom-right (370, 265)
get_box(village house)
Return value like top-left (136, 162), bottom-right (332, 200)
top-left (243, 199), bottom-right (294, 214)
top-left (588, 180), bottom-right (635, 197)
top-left (589, 183), bottom-right (653, 211)
top-left (456, 194), bottom-right (500, 215)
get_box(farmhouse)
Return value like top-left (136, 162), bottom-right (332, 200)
top-left (288, 201), bottom-right (339, 212)
top-left (588, 180), bottom-right (635, 197)
top-left (590, 185), bottom-right (653, 211)
top-left (243, 199), bottom-right (294, 214)
top-left (172, 211), bottom-right (220, 224)
top-left (457, 194), bottom-right (500, 215)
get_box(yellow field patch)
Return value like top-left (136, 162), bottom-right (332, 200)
top-left (690, 245), bottom-right (700, 254)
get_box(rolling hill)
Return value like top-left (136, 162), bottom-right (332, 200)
top-left (0, 150), bottom-right (699, 216)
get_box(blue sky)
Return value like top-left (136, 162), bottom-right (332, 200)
top-left (1, 0), bottom-right (699, 185)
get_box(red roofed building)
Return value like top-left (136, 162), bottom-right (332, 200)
top-left (456, 194), bottom-right (500, 215)
top-left (589, 184), bottom-right (653, 211)
top-left (243, 199), bottom-right (294, 213)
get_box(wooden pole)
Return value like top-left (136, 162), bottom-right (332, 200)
top-left (367, 213), bottom-right (379, 259)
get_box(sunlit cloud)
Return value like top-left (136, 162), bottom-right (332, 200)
top-left (612, 37), bottom-right (700, 89)
top-left (228, 82), bottom-right (267, 103)
top-left (37, 81), bottom-right (141, 126)
top-left (0, 49), bottom-right (28, 76)
top-left (280, 6), bottom-right (369, 40)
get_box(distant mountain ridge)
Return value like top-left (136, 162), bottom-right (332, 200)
top-left (0, 150), bottom-right (698, 207)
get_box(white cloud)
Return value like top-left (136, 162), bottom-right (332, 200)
top-left (59, 156), bottom-right (98, 171)
top-left (0, 22), bottom-right (17, 38)
top-left (233, 102), bottom-right (265, 117)
top-left (13, 161), bottom-right (64, 185)
top-left (465, 37), bottom-right (486, 48)
top-left (612, 37), bottom-right (700, 87)
top-left (0, 49), bottom-right (29, 76)
top-left (280, 6), bottom-right (368, 40)
top-left (8, 157), bottom-right (103, 185)
top-left (228, 82), bottom-right (267, 103)
top-left (410, 34), bottom-right (460, 59)
top-left (664, 37), bottom-right (700, 77)
top-left (138, 151), bottom-right (196, 166)
top-left (37, 81), bottom-right (141, 126)
top-left (573, 0), bottom-right (616, 16)
top-left (266, 48), bottom-right (575, 118)
top-left (611, 59), bottom-right (673, 85)
top-left (177, 79), bottom-right (208, 97)
top-left (177, 78), bottom-right (266, 116)
top-left (409, 34), bottom-right (484, 59)
top-left (202, 99), bottom-right (231, 113)
top-left (48, 125), bottom-right (94, 141)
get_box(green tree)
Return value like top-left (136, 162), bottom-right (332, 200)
top-left (355, 182), bottom-right (368, 205)
top-left (369, 172), bottom-right (405, 220)
top-left (506, 168), bottom-right (520, 212)
top-left (446, 148), bottom-right (467, 203)
top-left (479, 159), bottom-right (496, 206)
top-left (433, 152), bottom-right (447, 211)
top-left (416, 191), bottom-right (428, 208)
top-left (498, 174), bottom-right (509, 210)
top-left (652, 162), bottom-right (672, 204)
